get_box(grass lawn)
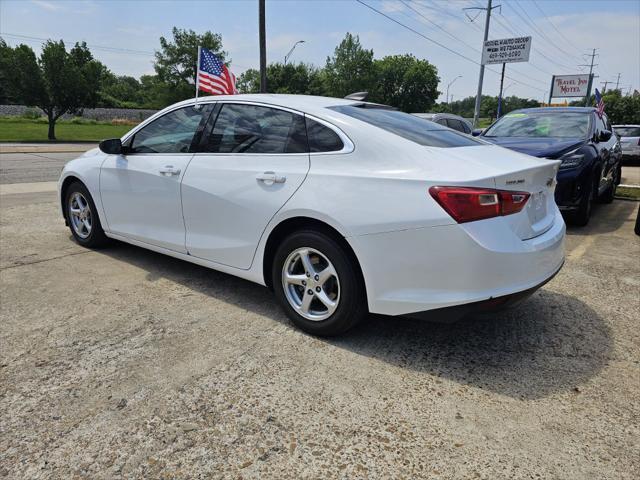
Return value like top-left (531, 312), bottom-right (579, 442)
top-left (615, 186), bottom-right (640, 201)
top-left (0, 117), bottom-right (135, 142)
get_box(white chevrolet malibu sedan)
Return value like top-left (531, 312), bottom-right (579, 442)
top-left (58, 94), bottom-right (565, 336)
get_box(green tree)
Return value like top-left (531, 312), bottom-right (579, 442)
top-left (7, 40), bottom-right (103, 139)
top-left (0, 38), bottom-right (14, 103)
top-left (370, 54), bottom-right (439, 112)
top-left (154, 27), bottom-right (227, 104)
top-left (323, 33), bottom-right (374, 98)
top-left (237, 63), bottom-right (326, 95)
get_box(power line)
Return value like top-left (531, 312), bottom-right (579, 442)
top-left (530, 0), bottom-right (583, 55)
top-left (1, 31), bottom-right (254, 72)
top-left (401, 1), bottom-right (481, 54)
top-left (505, 2), bottom-right (581, 66)
top-left (1, 32), bottom-right (155, 56)
top-left (355, 0), bottom-right (547, 94)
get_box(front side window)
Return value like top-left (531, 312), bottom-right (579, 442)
top-left (306, 118), bottom-right (344, 152)
top-left (483, 111), bottom-right (591, 139)
top-left (130, 107), bottom-right (203, 154)
top-left (204, 104), bottom-right (307, 154)
top-left (329, 105), bottom-right (481, 148)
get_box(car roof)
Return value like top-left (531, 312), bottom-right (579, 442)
top-left (171, 93), bottom-right (367, 117)
top-left (511, 106), bottom-right (596, 114)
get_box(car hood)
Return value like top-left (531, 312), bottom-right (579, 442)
top-left (480, 136), bottom-right (585, 159)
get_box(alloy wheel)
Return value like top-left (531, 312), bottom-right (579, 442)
top-left (68, 192), bottom-right (92, 239)
top-left (282, 247), bottom-right (340, 321)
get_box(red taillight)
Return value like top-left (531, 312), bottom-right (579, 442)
top-left (429, 186), bottom-right (530, 223)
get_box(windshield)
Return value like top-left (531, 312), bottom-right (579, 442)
top-left (614, 126), bottom-right (640, 137)
top-left (484, 112), bottom-right (591, 139)
top-left (329, 105), bottom-right (481, 148)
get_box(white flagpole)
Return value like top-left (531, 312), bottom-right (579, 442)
top-left (195, 46), bottom-right (201, 107)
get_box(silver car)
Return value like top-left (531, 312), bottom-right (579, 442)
top-left (613, 125), bottom-right (640, 163)
top-left (412, 113), bottom-right (473, 134)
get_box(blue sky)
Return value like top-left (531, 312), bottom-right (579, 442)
top-left (1, 0), bottom-right (639, 102)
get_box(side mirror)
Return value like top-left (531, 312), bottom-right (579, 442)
top-left (472, 129), bottom-right (483, 137)
top-left (599, 130), bottom-right (612, 142)
top-left (99, 138), bottom-right (123, 155)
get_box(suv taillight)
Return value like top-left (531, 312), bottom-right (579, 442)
top-left (429, 186), bottom-right (530, 223)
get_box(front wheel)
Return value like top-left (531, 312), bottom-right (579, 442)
top-left (64, 181), bottom-right (109, 248)
top-left (272, 230), bottom-right (367, 336)
top-left (567, 177), bottom-right (594, 226)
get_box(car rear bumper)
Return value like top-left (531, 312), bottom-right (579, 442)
top-left (405, 260), bottom-right (563, 322)
top-left (349, 208), bottom-right (565, 317)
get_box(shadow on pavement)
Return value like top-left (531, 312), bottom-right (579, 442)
top-left (97, 240), bottom-right (612, 401)
top-left (565, 198), bottom-right (637, 236)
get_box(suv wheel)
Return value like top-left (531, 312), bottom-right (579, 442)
top-left (272, 230), bottom-right (366, 336)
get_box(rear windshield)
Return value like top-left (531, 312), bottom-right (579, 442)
top-left (614, 126), bottom-right (640, 137)
top-left (328, 105), bottom-right (481, 148)
top-left (484, 111), bottom-right (591, 138)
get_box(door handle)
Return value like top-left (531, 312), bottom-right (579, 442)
top-left (256, 171), bottom-right (286, 185)
top-left (159, 165), bottom-right (181, 176)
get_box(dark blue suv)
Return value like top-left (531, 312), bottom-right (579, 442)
top-left (476, 107), bottom-right (622, 226)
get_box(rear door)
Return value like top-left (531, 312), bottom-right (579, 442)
top-left (181, 102), bottom-right (310, 269)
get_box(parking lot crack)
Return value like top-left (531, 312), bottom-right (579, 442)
top-left (0, 250), bottom-right (91, 271)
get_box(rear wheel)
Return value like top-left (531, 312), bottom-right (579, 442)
top-left (64, 181), bottom-right (109, 248)
top-left (272, 230), bottom-right (366, 336)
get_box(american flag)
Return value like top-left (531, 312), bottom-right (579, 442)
top-left (594, 88), bottom-right (605, 117)
top-left (197, 47), bottom-right (237, 95)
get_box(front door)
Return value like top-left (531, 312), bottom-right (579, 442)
top-left (181, 102), bottom-right (310, 269)
top-left (100, 105), bottom-right (210, 252)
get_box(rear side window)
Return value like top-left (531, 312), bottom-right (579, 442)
top-left (306, 118), bottom-right (344, 152)
top-left (130, 106), bottom-right (203, 154)
top-left (204, 103), bottom-right (308, 154)
top-left (615, 126), bottom-right (640, 137)
top-left (446, 118), bottom-right (466, 133)
top-left (329, 105), bottom-right (481, 148)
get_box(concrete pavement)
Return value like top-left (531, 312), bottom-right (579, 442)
top-left (1, 183), bottom-right (638, 478)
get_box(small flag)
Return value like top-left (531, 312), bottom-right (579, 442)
top-left (594, 88), bottom-right (605, 117)
top-left (197, 47), bottom-right (237, 95)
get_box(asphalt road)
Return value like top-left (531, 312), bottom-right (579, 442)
top-left (1, 152), bottom-right (639, 478)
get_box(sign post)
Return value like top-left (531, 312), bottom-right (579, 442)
top-left (497, 63), bottom-right (506, 118)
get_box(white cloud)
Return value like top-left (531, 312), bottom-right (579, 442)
top-left (30, 0), bottom-right (61, 11)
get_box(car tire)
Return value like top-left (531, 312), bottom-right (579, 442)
top-left (568, 177), bottom-right (594, 226)
top-left (272, 230), bottom-right (367, 336)
top-left (599, 168), bottom-right (619, 204)
top-left (64, 181), bottom-right (109, 248)
top-left (635, 206), bottom-right (640, 236)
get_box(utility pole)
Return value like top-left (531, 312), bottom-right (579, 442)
top-left (468, 0), bottom-right (500, 128)
top-left (259, 0), bottom-right (267, 93)
top-left (615, 73), bottom-right (621, 91)
top-left (446, 75), bottom-right (462, 107)
top-left (578, 48), bottom-right (598, 106)
top-left (601, 80), bottom-right (610, 94)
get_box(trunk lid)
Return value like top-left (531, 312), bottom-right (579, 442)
top-left (434, 145), bottom-right (561, 240)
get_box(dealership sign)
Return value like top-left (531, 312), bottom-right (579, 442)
top-left (550, 74), bottom-right (591, 98)
top-left (481, 36), bottom-right (532, 65)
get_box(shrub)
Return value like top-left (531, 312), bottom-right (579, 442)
top-left (21, 108), bottom-right (43, 119)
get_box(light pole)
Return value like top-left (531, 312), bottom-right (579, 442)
top-left (446, 75), bottom-right (462, 106)
top-left (284, 40), bottom-right (305, 65)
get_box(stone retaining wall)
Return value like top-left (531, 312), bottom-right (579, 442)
top-left (0, 105), bottom-right (158, 122)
